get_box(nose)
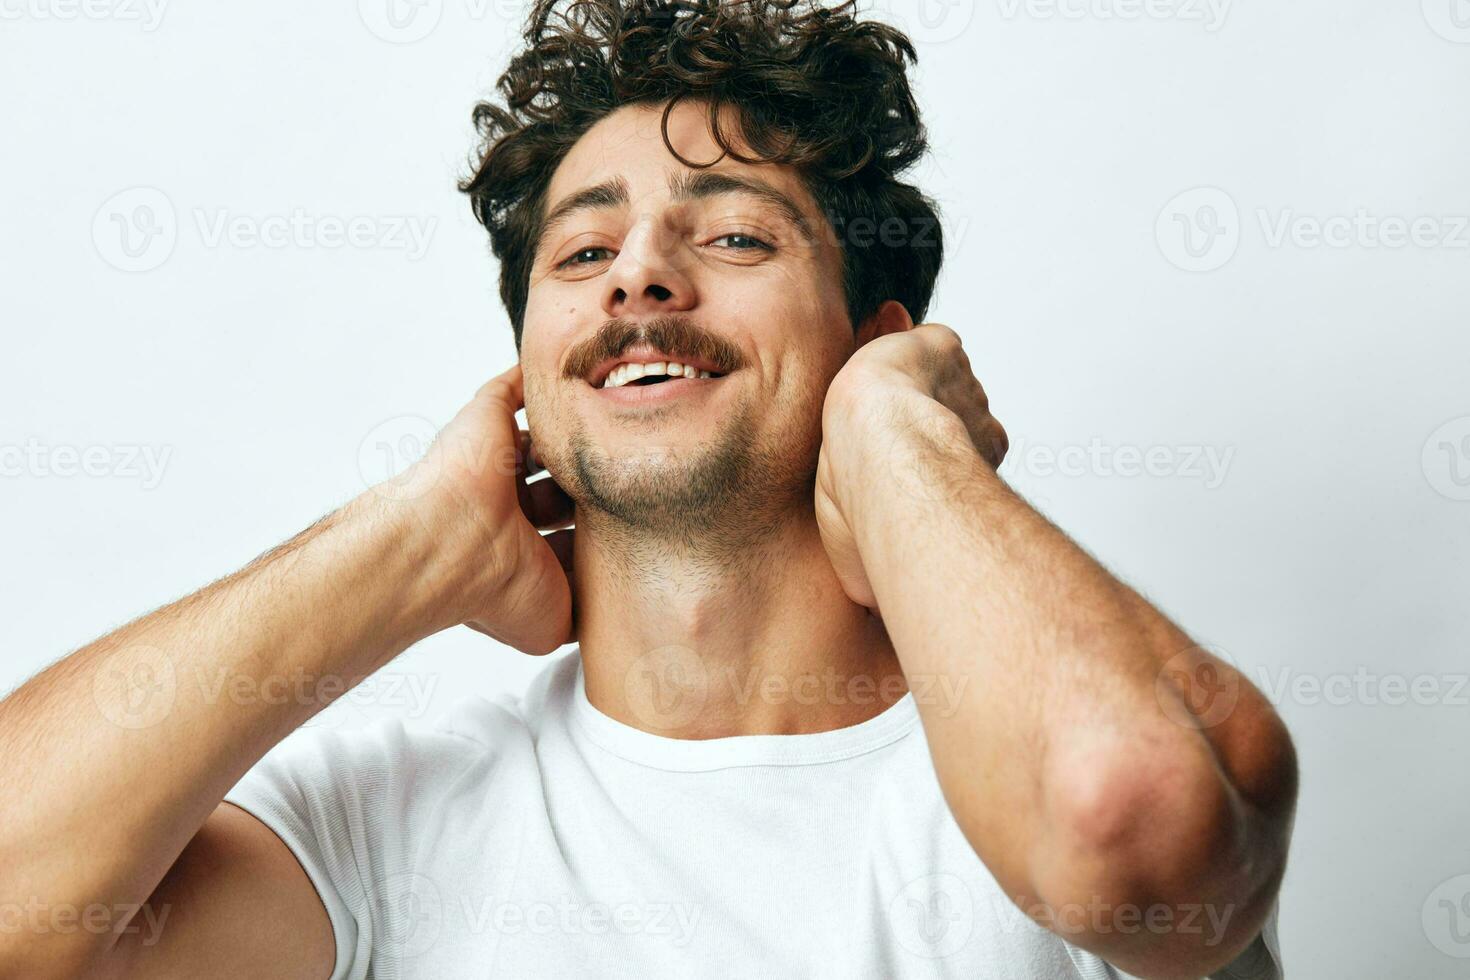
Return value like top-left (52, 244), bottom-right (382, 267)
top-left (601, 216), bottom-right (696, 318)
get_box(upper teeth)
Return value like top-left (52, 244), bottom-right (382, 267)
top-left (601, 361), bottom-right (715, 389)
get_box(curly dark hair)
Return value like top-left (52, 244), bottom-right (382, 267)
top-left (460, 0), bottom-right (944, 350)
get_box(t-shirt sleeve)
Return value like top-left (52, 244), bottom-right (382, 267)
top-left (222, 715), bottom-right (490, 980)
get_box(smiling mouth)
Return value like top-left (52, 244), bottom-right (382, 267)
top-left (624, 376), bottom-right (675, 386)
top-left (596, 361), bottom-right (728, 390)
top-left (587, 369), bottom-right (732, 410)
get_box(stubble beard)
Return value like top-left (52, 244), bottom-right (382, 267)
top-left (567, 396), bottom-right (817, 561)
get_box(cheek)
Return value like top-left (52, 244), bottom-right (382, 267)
top-left (521, 360), bottom-right (573, 425)
top-left (737, 290), bottom-right (850, 419)
top-left (520, 380), bottom-right (575, 490)
top-left (518, 305), bottom-right (578, 397)
top-left (520, 301), bottom-right (572, 354)
top-left (762, 344), bottom-right (841, 457)
top-left (518, 333), bottom-right (550, 397)
top-left (517, 318), bottom-right (584, 476)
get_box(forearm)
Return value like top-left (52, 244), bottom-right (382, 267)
top-left (852, 397), bottom-right (1295, 971)
top-left (0, 490), bottom-right (462, 970)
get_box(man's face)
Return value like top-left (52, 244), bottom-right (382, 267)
top-left (520, 98), bottom-right (856, 541)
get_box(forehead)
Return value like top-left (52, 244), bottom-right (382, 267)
top-left (542, 99), bottom-right (821, 231)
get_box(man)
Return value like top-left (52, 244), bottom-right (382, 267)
top-left (0, 1), bottom-right (1296, 977)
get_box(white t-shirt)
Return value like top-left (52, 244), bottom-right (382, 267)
top-left (224, 648), bottom-right (1283, 979)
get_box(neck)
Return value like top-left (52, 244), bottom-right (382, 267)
top-left (571, 507), bottom-right (907, 738)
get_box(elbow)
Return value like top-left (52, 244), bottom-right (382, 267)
top-left (1038, 740), bottom-right (1238, 896)
top-left (1028, 732), bottom-right (1294, 979)
top-left (1042, 684), bottom-right (1299, 891)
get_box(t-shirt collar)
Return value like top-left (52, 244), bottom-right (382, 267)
top-left (567, 648), bottom-right (921, 772)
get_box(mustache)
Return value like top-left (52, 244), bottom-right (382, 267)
top-left (562, 314), bottom-right (745, 381)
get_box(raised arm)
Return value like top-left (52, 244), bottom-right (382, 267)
top-left (815, 317), bottom-right (1296, 979)
top-left (0, 364), bottom-right (573, 980)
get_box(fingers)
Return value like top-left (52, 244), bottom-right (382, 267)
top-left (543, 528), bottom-right (577, 643)
top-left (511, 424), bottom-right (570, 527)
top-left (479, 361), bottom-right (525, 416)
top-left (516, 429), bottom-right (545, 480)
top-left (519, 473), bottom-right (575, 530)
top-left (991, 419), bottom-right (1009, 464)
top-left (484, 370), bottom-right (570, 525)
top-left (964, 418), bottom-right (1006, 469)
top-left (543, 528), bottom-right (574, 580)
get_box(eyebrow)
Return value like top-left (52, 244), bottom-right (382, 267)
top-left (536, 169), bottom-right (816, 259)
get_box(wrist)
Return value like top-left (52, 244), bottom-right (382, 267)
top-left (338, 487), bottom-right (486, 644)
top-left (828, 384), bottom-right (966, 509)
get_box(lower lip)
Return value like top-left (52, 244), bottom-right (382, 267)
top-left (590, 374), bottom-right (726, 406)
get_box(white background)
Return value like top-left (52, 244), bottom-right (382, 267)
top-left (2, 1), bottom-right (1468, 976)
